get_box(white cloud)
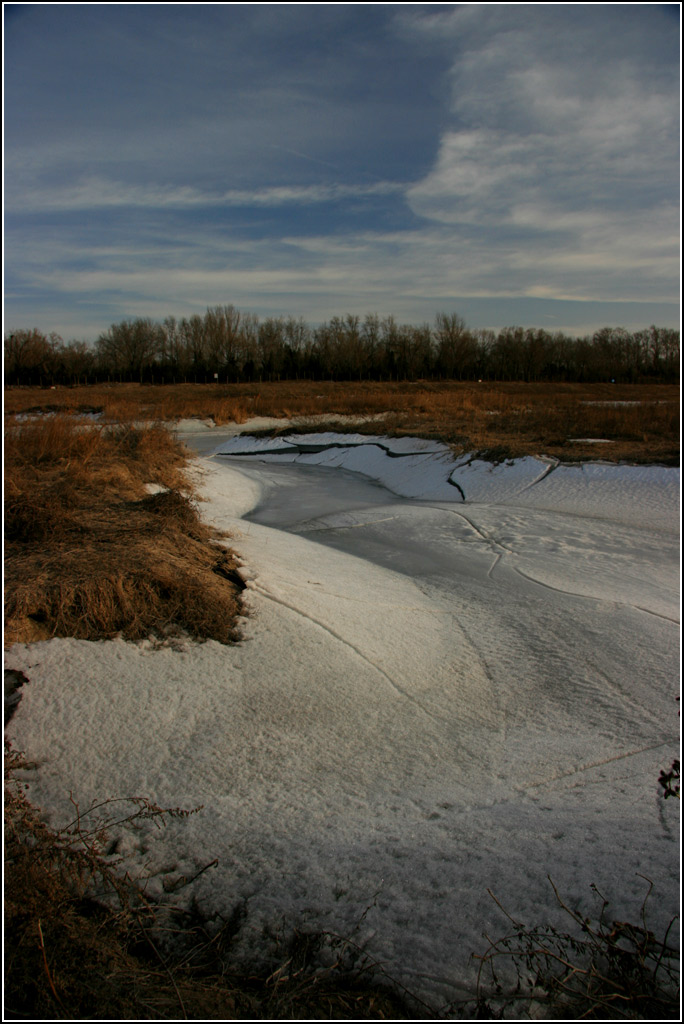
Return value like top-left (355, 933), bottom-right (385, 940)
top-left (8, 177), bottom-right (405, 213)
top-left (12, 207), bottom-right (676, 321)
top-left (403, 5), bottom-right (679, 300)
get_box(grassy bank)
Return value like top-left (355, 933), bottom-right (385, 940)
top-left (4, 379), bottom-right (680, 464)
top-left (3, 414), bottom-right (414, 1018)
top-left (4, 415), bottom-right (243, 647)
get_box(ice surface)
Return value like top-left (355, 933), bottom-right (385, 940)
top-left (6, 426), bottom-right (680, 1010)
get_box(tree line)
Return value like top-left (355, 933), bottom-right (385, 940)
top-left (4, 306), bottom-right (680, 386)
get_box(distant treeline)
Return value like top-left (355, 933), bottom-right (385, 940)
top-left (4, 306), bottom-right (680, 386)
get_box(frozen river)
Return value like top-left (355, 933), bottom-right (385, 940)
top-left (6, 422), bottom-right (680, 1011)
top-left (232, 456), bottom-right (679, 791)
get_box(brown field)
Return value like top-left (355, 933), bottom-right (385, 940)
top-left (4, 379), bottom-right (679, 464)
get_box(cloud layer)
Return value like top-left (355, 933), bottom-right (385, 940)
top-left (4, 4), bottom-right (680, 338)
top-left (405, 5), bottom-right (679, 299)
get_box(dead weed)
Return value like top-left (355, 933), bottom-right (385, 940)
top-left (4, 743), bottom-right (414, 1020)
top-left (469, 879), bottom-right (680, 1020)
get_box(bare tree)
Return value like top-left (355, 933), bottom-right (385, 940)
top-left (435, 312), bottom-right (476, 379)
top-left (258, 317), bottom-right (285, 381)
top-left (60, 339), bottom-right (95, 385)
top-left (96, 318), bottom-right (162, 381)
top-left (4, 329), bottom-right (61, 385)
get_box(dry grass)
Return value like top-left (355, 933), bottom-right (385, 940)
top-left (5, 380), bottom-right (679, 463)
top-left (4, 742), bottom-right (205, 1019)
top-left (4, 416), bottom-right (243, 646)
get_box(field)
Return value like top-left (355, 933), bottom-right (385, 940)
top-left (4, 383), bottom-right (681, 1019)
top-left (4, 379), bottom-right (680, 464)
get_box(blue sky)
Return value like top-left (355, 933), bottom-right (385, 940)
top-left (3, 3), bottom-right (681, 341)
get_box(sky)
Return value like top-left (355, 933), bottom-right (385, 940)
top-left (3, 2), bottom-right (681, 342)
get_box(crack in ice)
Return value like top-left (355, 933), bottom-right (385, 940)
top-left (249, 582), bottom-right (446, 725)
top-left (512, 565), bottom-right (679, 621)
top-left (520, 740), bottom-right (674, 791)
top-left (297, 515), bottom-right (399, 534)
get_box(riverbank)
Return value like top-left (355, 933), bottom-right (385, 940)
top-left (5, 422), bottom-right (679, 1016)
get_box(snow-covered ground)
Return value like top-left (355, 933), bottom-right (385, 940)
top-left (5, 421), bottom-right (680, 1012)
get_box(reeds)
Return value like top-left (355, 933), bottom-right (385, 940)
top-left (4, 380), bottom-right (679, 463)
top-left (4, 416), bottom-right (243, 646)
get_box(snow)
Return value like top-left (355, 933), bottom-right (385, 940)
top-left (5, 422), bottom-right (680, 1012)
top-left (173, 417), bottom-right (217, 432)
top-left (211, 428), bottom-right (680, 528)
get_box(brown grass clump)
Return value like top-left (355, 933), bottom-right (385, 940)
top-left (4, 380), bottom-right (679, 463)
top-left (4, 416), bottom-right (243, 646)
